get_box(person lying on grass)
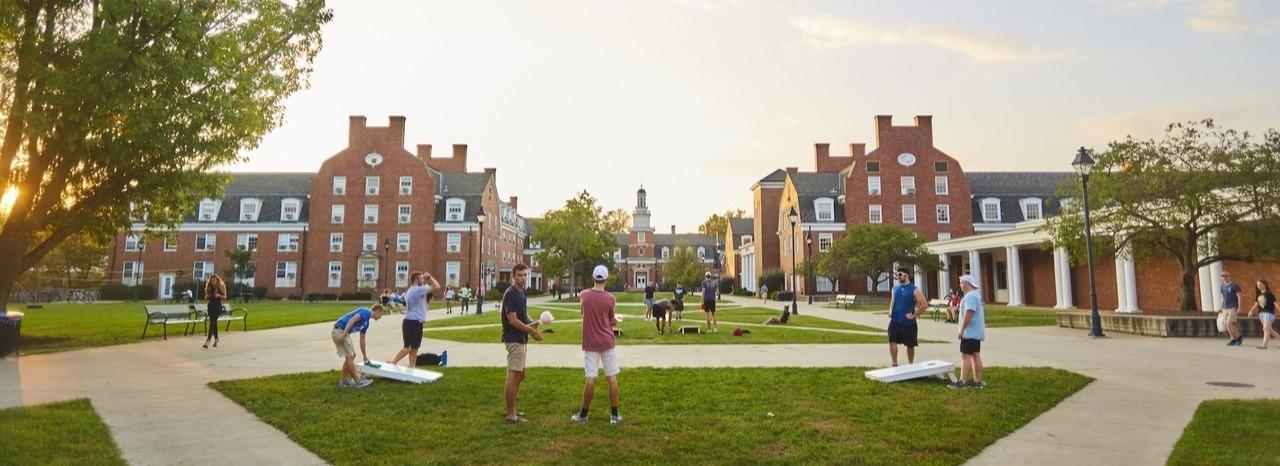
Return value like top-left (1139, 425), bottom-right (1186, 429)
top-left (331, 304), bottom-right (385, 388)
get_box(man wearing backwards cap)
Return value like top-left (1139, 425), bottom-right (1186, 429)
top-left (950, 275), bottom-right (987, 389)
top-left (571, 265), bottom-right (623, 424)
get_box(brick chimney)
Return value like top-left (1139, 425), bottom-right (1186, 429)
top-left (421, 143), bottom-right (469, 172)
top-left (785, 166), bottom-right (798, 174)
top-left (347, 115), bottom-right (406, 150)
top-left (508, 196), bottom-right (518, 210)
top-left (416, 144), bottom-right (432, 159)
top-left (671, 225), bottom-right (676, 235)
top-left (348, 116), bottom-right (367, 147)
top-left (849, 143), bottom-right (866, 158)
top-left (815, 142), bottom-right (854, 173)
top-left (875, 114), bottom-right (934, 148)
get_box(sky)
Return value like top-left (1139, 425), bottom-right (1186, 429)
top-left (236, 0), bottom-right (1280, 232)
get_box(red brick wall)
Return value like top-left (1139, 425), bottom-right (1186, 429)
top-left (1021, 248), bottom-right (1056, 308)
top-left (752, 185), bottom-right (782, 276)
top-left (111, 230), bottom-right (306, 298)
top-left (1071, 257), bottom-right (1118, 311)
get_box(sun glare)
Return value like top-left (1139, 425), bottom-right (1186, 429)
top-left (0, 188), bottom-right (16, 215)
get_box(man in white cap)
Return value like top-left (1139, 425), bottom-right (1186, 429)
top-left (572, 265), bottom-right (623, 424)
top-left (950, 274), bottom-right (986, 389)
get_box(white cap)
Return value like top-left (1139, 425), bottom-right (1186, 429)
top-left (705, 271), bottom-right (712, 278)
top-left (592, 265), bottom-right (609, 281)
top-left (959, 274), bottom-right (979, 289)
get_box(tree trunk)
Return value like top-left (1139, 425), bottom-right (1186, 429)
top-left (1180, 262), bottom-right (1199, 313)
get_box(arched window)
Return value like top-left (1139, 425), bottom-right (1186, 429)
top-left (661, 247), bottom-right (670, 259)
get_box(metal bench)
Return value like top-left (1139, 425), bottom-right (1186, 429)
top-left (829, 294), bottom-right (858, 308)
top-left (928, 299), bottom-right (949, 321)
top-left (195, 305), bottom-right (249, 333)
top-left (141, 305), bottom-right (203, 340)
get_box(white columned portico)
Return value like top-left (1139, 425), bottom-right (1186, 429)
top-left (937, 253), bottom-right (951, 298)
top-left (1006, 246), bottom-right (1024, 306)
top-left (967, 249), bottom-right (981, 287)
top-left (1053, 247), bottom-right (1074, 309)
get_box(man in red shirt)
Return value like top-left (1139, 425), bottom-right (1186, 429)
top-left (571, 265), bottom-right (622, 425)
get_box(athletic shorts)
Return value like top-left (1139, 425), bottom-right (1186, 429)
top-left (887, 322), bottom-right (918, 347)
top-left (703, 299), bottom-right (716, 313)
top-left (331, 328), bottom-right (356, 358)
top-left (584, 348), bottom-right (620, 378)
top-left (645, 298), bottom-right (654, 309)
top-left (960, 338), bottom-right (982, 355)
top-left (505, 342), bottom-right (527, 372)
top-left (652, 307), bottom-right (667, 319)
top-left (402, 319), bottom-right (424, 349)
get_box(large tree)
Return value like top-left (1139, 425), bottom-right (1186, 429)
top-left (698, 209), bottom-right (746, 237)
top-left (662, 240), bottom-right (704, 289)
top-left (0, 0), bottom-right (330, 310)
top-left (531, 191), bottom-right (619, 292)
top-left (818, 224), bottom-right (941, 293)
top-left (601, 208), bottom-right (630, 235)
top-left (1042, 120), bottom-right (1280, 312)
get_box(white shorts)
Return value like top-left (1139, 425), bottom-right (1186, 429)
top-left (584, 348), bottom-right (620, 379)
top-left (1260, 312), bottom-right (1275, 325)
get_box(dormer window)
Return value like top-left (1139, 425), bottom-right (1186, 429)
top-left (981, 198), bottom-right (1002, 222)
top-left (741, 235), bottom-right (752, 245)
top-left (814, 198), bottom-right (835, 222)
top-left (662, 247), bottom-right (670, 259)
top-left (281, 198), bottom-right (301, 222)
top-left (445, 199), bottom-right (465, 222)
top-left (240, 198), bottom-right (261, 222)
top-left (198, 199), bottom-right (221, 222)
top-left (1020, 198), bottom-right (1043, 221)
top-left (698, 247), bottom-right (706, 259)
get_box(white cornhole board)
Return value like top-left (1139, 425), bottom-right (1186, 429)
top-left (864, 359), bottom-right (955, 383)
top-left (357, 360), bottom-right (443, 384)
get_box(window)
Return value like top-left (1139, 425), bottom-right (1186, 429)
top-left (193, 261), bottom-right (214, 281)
top-left (239, 198), bottom-right (261, 222)
top-left (901, 176), bottom-right (916, 196)
top-left (867, 176), bottom-right (882, 196)
top-left (122, 261), bottom-right (141, 285)
top-left (815, 198), bottom-right (835, 222)
top-left (163, 235), bottom-right (177, 252)
top-left (697, 247), bottom-right (706, 259)
top-left (397, 261), bottom-right (411, 287)
top-left (869, 205), bottom-right (883, 224)
top-left (195, 233), bottom-right (216, 251)
top-left (278, 233), bottom-right (299, 252)
top-left (819, 233), bottom-right (833, 252)
top-left (363, 233), bottom-right (377, 252)
top-left (447, 233), bottom-right (461, 252)
top-left (982, 198), bottom-right (1002, 222)
top-left (638, 232), bottom-right (646, 243)
top-left (938, 232), bottom-right (952, 241)
top-left (331, 204), bottom-right (345, 224)
top-left (364, 205), bottom-right (378, 224)
top-left (125, 234), bottom-right (143, 252)
top-left (614, 249), bottom-right (621, 261)
top-left (236, 233), bottom-right (258, 251)
top-left (365, 176), bottom-right (379, 195)
top-left (399, 176), bottom-right (413, 195)
top-left (445, 262), bottom-right (460, 287)
top-left (1021, 198), bottom-right (1043, 221)
top-left (398, 205), bottom-right (411, 224)
top-left (817, 276), bottom-right (834, 293)
top-left (865, 161), bottom-right (880, 173)
top-left (281, 199), bottom-right (301, 222)
top-left (903, 204), bottom-right (917, 224)
top-left (397, 232), bottom-right (410, 252)
top-left (198, 199), bottom-right (220, 222)
top-left (662, 247), bottom-right (670, 259)
top-left (333, 176), bottom-right (346, 195)
top-left (936, 204), bottom-right (951, 224)
top-left (935, 176), bottom-right (949, 195)
top-left (275, 261), bottom-right (298, 287)
top-left (446, 199), bottom-right (465, 222)
top-left (934, 161), bottom-right (949, 173)
top-left (330, 233), bottom-right (343, 252)
top-left (360, 261), bottom-right (377, 281)
top-left (638, 246), bottom-right (646, 256)
top-left (328, 262), bottom-right (342, 288)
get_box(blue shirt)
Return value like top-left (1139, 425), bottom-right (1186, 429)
top-left (334, 308), bottom-right (372, 334)
top-left (702, 279), bottom-right (717, 301)
top-left (890, 283), bottom-right (918, 324)
top-left (959, 290), bottom-right (986, 340)
top-left (405, 285), bottom-right (430, 322)
top-left (501, 287), bottom-right (530, 344)
top-left (1221, 283), bottom-right (1242, 309)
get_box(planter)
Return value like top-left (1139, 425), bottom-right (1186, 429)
top-left (0, 310), bottom-right (23, 358)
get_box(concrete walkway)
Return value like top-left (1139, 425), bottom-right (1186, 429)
top-left (2, 295), bottom-right (1277, 465)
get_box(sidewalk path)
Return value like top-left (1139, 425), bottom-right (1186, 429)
top-left (2, 295), bottom-right (1277, 465)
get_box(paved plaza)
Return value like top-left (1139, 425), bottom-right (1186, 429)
top-left (2, 296), bottom-right (1278, 465)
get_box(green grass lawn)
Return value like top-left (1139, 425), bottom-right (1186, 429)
top-left (212, 366), bottom-right (1091, 465)
top-left (1168, 399), bottom-right (1280, 465)
top-left (0, 399), bottom-right (126, 466)
top-left (982, 306), bottom-right (1058, 328)
top-left (13, 300), bottom-right (442, 355)
top-left (424, 308), bottom-right (583, 329)
top-left (554, 291), bottom-right (652, 303)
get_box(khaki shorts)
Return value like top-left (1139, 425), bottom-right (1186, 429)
top-left (1222, 308), bottom-right (1239, 323)
top-left (332, 328), bottom-right (356, 358)
top-left (505, 342), bottom-right (527, 372)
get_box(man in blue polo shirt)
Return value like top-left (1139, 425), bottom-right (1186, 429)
top-left (887, 268), bottom-right (927, 367)
top-left (332, 304), bottom-right (385, 388)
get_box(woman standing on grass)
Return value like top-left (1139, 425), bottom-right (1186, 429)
top-left (1248, 280), bottom-right (1279, 349)
top-left (203, 274), bottom-right (227, 349)
top-left (445, 286), bottom-right (456, 314)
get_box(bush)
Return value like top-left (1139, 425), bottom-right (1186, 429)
top-left (338, 292), bottom-right (372, 301)
top-left (732, 289), bottom-right (753, 296)
top-left (759, 269), bottom-right (785, 294)
top-left (492, 281), bottom-right (511, 296)
top-left (525, 288), bottom-right (544, 297)
top-left (718, 277), bottom-right (734, 294)
top-left (775, 291), bottom-right (794, 302)
top-left (321, 293), bottom-right (338, 301)
top-left (484, 288), bottom-right (503, 301)
top-left (287, 294), bottom-right (302, 301)
top-left (99, 283), bottom-right (156, 300)
top-left (658, 281), bottom-right (675, 292)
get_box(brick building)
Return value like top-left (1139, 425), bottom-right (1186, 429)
top-left (107, 116), bottom-right (535, 299)
top-left (614, 187), bottom-right (718, 290)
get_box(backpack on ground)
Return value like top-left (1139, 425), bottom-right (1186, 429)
top-left (415, 350), bottom-right (447, 366)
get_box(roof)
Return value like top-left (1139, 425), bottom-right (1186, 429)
top-left (967, 172), bottom-right (1074, 224)
top-left (728, 217), bottom-right (754, 243)
top-left (788, 172), bottom-right (846, 223)
top-left (614, 233), bottom-right (718, 259)
top-left (756, 169), bottom-right (786, 184)
top-left (434, 172), bottom-right (493, 223)
top-left (189, 173), bottom-right (313, 223)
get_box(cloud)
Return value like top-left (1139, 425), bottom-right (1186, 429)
top-left (1099, 0), bottom-right (1280, 35)
top-left (790, 15), bottom-right (1065, 63)
top-left (1073, 91), bottom-right (1280, 142)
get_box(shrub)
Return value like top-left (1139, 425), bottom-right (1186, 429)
top-left (321, 293), bottom-right (338, 301)
top-left (99, 284), bottom-right (156, 300)
top-left (732, 289), bottom-right (753, 296)
top-left (759, 269), bottom-right (785, 294)
top-left (775, 291), bottom-right (794, 302)
top-left (338, 292), bottom-right (373, 301)
top-left (287, 294), bottom-right (302, 301)
top-left (718, 277), bottom-right (734, 294)
top-left (658, 281), bottom-right (675, 292)
top-left (484, 288), bottom-right (503, 301)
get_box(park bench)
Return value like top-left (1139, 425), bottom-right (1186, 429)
top-left (141, 305), bottom-right (203, 340)
top-left (829, 294), bottom-right (857, 308)
top-left (196, 304), bottom-right (249, 333)
top-left (927, 299), bottom-right (949, 321)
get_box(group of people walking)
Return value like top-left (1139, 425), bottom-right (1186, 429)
top-left (1216, 271), bottom-right (1279, 348)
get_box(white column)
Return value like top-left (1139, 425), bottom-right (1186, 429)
top-left (937, 253), bottom-right (951, 299)
top-left (968, 249), bottom-right (981, 288)
top-left (1114, 246), bottom-right (1129, 312)
top-left (1006, 246), bottom-right (1024, 306)
top-left (1197, 251), bottom-right (1214, 312)
top-left (1124, 249), bottom-right (1139, 313)
top-left (1209, 260), bottom-right (1224, 310)
top-left (1052, 247), bottom-right (1063, 308)
top-left (1057, 247), bottom-right (1074, 309)
top-left (914, 265), bottom-right (926, 297)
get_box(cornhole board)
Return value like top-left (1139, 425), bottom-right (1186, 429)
top-left (864, 359), bottom-right (956, 383)
top-left (357, 360), bottom-right (443, 384)
top-left (679, 326), bottom-right (700, 334)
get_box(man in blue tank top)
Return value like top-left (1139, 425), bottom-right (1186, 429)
top-left (887, 267), bottom-right (927, 366)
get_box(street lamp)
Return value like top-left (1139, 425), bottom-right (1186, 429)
top-left (382, 238), bottom-right (390, 292)
top-left (714, 237), bottom-right (722, 301)
top-left (787, 206), bottom-right (799, 314)
top-left (476, 212), bottom-right (486, 315)
top-left (805, 227), bottom-right (813, 305)
top-left (1073, 147), bottom-right (1104, 338)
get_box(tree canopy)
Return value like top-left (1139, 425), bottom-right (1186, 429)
top-left (0, 0), bottom-right (331, 309)
top-left (531, 191), bottom-right (619, 291)
top-left (698, 209), bottom-right (746, 237)
top-left (818, 224), bottom-right (941, 292)
top-left (661, 240), bottom-right (705, 289)
top-left (1042, 119), bottom-right (1280, 311)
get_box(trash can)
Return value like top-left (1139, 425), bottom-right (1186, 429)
top-left (0, 311), bottom-right (22, 358)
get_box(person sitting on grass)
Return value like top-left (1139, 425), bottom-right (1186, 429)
top-left (763, 305), bottom-right (791, 325)
top-left (651, 299), bottom-right (674, 335)
top-left (332, 304), bottom-right (385, 388)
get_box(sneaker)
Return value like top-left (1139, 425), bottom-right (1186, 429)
top-left (339, 379), bottom-right (353, 388)
top-left (947, 381), bottom-right (968, 389)
top-left (610, 414), bottom-right (623, 425)
top-left (971, 381), bottom-right (987, 389)
top-left (354, 379), bottom-right (373, 388)
top-left (505, 416), bottom-right (528, 424)
top-left (1226, 339), bottom-right (1236, 346)
top-left (570, 413), bottom-right (589, 424)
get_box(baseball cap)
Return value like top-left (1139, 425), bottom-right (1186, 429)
top-left (592, 265), bottom-right (609, 281)
top-left (959, 275), bottom-right (979, 289)
top-left (705, 271), bottom-right (712, 278)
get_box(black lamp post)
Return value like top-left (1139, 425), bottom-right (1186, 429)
top-left (805, 227), bottom-right (813, 305)
top-left (476, 212), bottom-right (486, 315)
top-left (787, 207), bottom-right (799, 314)
top-left (714, 238), bottom-right (722, 301)
top-left (1073, 147), bottom-right (1105, 338)
top-left (382, 238), bottom-right (390, 292)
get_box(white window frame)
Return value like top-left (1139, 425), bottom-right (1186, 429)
top-left (397, 232), bottom-right (410, 252)
top-left (396, 261), bottom-right (411, 287)
top-left (125, 234), bottom-right (144, 252)
top-left (399, 176), bottom-right (413, 195)
top-left (814, 198), bottom-right (835, 222)
top-left (446, 199), bottom-right (465, 222)
top-left (661, 247), bottom-right (670, 259)
top-left (193, 261), bottom-right (214, 282)
top-left (122, 261), bottom-right (142, 285)
top-left (1021, 198), bottom-right (1043, 221)
top-left (867, 176), bottom-right (882, 196)
top-left (198, 199), bottom-right (220, 222)
top-left (936, 204), bottom-right (951, 224)
top-left (365, 176), bottom-right (380, 195)
top-left (331, 204), bottom-right (345, 224)
top-left (397, 204), bottom-right (411, 224)
top-left (364, 204), bottom-right (378, 224)
top-left (281, 198), bottom-right (301, 222)
top-left (275, 261), bottom-right (298, 288)
top-left (330, 233), bottom-right (343, 252)
top-left (638, 231), bottom-right (646, 243)
top-left (902, 204), bottom-right (917, 224)
top-left (195, 233), bottom-right (216, 252)
top-left (236, 233), bottom-right (258, 251)
top-left (163, 235), bottom-right (177, 252)
top-left (935, 176), bottom-right (949, 195)
top-left (278, 233), bottom-right (299, 252)
top-left (239, 198), bottom-right (261, 222)
top-left (938, 232), bottom-right (952, 241)
top-left (333, 176), bottom-right (346, 195)
top-left (328, 261), bottom-right (342, 288)
top-left (901, 176), bottom-right (916, 196)
top-left (869, 204), bottom-right (883, 224)
top-left (360, 261), bottom-right (377, 281)
top-left (818, 233), bottom-right (833, 252)
top-left (981, 198), bottom-right (1002, 222)
top-left (447, 233), bottom-right (461, 253)
top-left (445, 261), bottom-right (461, 287)
top-left (363, 233), bottom-right (377, 252)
